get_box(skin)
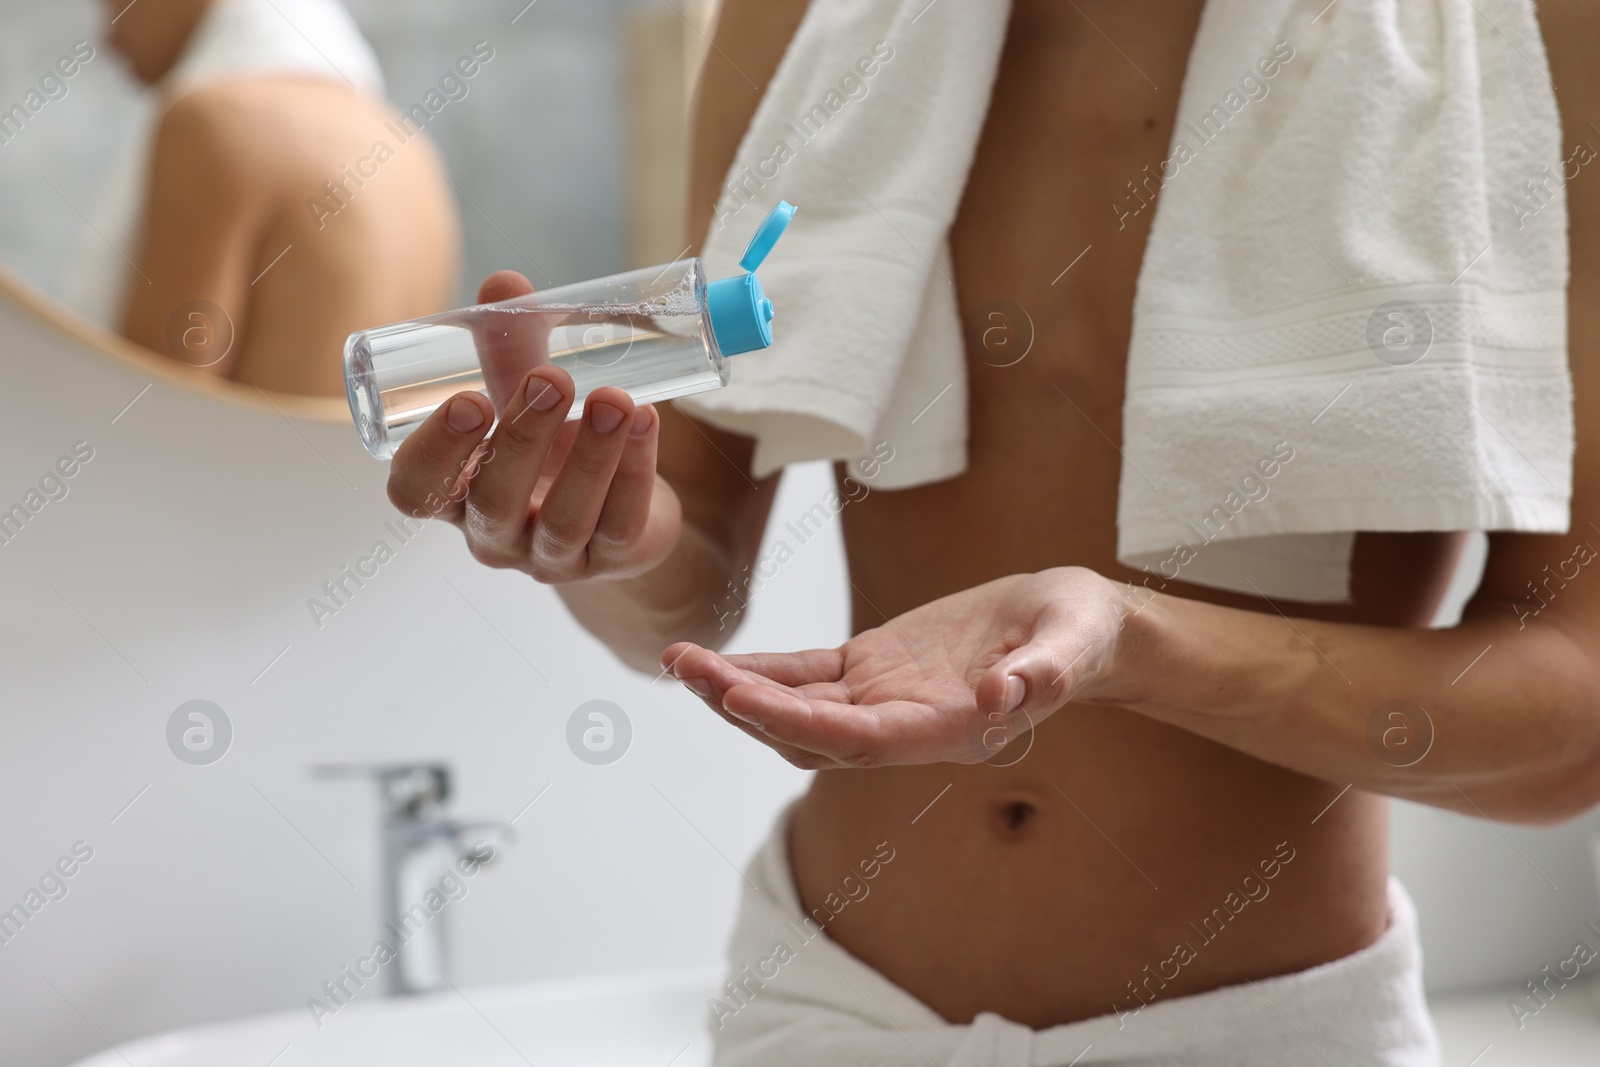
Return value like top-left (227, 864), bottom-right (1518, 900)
top-left (104, 0), bottom-right (458, 396)
top-left (388, 0), bottom-right (1600, 1034)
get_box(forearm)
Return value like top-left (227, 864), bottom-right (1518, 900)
top-left (1102, 590), bottom-right (1600, 824)
top-left (556, 518), bottom-right (737, 673)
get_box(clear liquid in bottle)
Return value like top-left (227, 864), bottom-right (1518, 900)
top-left (344, 201), bottom-right (796, 460)
top-left (346, 260), bottom-right (723, 459)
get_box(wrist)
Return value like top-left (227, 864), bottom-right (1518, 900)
top-left (1079, 579), bottom-right (1171, 708)
top-left (1085, 582), bottom-right (1304, 727)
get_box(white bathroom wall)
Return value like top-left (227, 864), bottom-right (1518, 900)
top-left (0, 274), bottom-right (826, 1067)
top-left (0, 0), bottom-right (146, 296)
top-left (1392, 800), bottom-right (1600, 995)
top-left (0, 6), bottom-right (818, 1064)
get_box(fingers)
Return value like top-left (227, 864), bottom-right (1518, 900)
top-left (525, 387), bottom-right (641, 581)
top-left (980, 593), bottom-right (1122, 720)
top-left (401, 273), bottom-right (673, 581)
top-left (474, 271), bottom-right (550, 412)
top-left (664, 644), bottom-right (847, 703)
top-left (460, 368), bottom-right (575, 567)
top-left (663, 644), bottom-right (955, 769)
top-left (588, 404), bottom-right (663, 571)
top-left (659, 642), bottom-right (700, 681)
top-left (388, 267), bottom-right (543, 529)
top-left (975, 662), bottom-right (1035, 721)
top-left (720, 686), bottom-right (957, 768)
top-left (387, 390), bottom-right (496, 525)
top-left (659, 644), bottom-right (835, 768)
top-left (479, 270), bottom-right (530, 303)
top-left (661, 643), bottom-right (759, 697)
top-left (705, 696), bottom-right (826, 768)
top-left (719, 648), bottom-right (848, 688)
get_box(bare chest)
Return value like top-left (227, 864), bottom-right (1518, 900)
top-left (949, 0), bottom-right (1207, 479)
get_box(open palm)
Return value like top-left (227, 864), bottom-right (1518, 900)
top-left (663, 568), bottom-right (1131, 768)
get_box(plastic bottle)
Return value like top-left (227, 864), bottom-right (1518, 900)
top-left (343, 201), bottom-right (797, 459)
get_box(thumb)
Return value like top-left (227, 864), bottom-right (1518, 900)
top-left (976, 603), bottom-right (1119, 725)
top-left (473, 270), bottom-right (551, 413)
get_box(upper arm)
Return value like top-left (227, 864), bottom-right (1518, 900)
top-left (664, 0), bottom-right (812, 570)
top-left (1473, 1), bottom-right (1600, 640)
top-left (118, 89), bottom-right (263, 375)
top-left (685, 0), bottom-right (812, 246)
top-left (657, 401), bottom-right (780, 578)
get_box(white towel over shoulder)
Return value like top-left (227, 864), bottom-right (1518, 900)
top-left (1115, 0), bottom-right (1572, 600)
top-left (678, 0), bottom-right (1573, 602)
top-left (676, 0), bottom-right (1010, 490)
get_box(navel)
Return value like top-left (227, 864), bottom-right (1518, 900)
top-left (993, 799), bottom-right (1040, 840)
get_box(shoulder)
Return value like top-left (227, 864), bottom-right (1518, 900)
top-left (151, 78), bottom-right (394, 191)
top-left (139, 83), bottom-right (287, 231)
top-left (1535, 0), bottom-right (1599, 25)
top-left (1536, 1), bottom-right (1600, 64)
top-left (147, 79), bottom-right (306, 204)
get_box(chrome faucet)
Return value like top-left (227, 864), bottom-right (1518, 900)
top-left (313, 763), bottom-right (514, 995)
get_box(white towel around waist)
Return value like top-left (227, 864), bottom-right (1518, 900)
top-left (677, 0), bottom-right (1573, 602)
top-left (710, 805), bottom-right (1439, 1066)
top-left (63, 0), bottom-right (385, 328)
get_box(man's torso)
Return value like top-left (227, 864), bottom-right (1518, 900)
top-left (699, 0), bottom-right (1475, 1027)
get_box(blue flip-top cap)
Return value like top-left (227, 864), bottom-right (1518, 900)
top-left (706, 201), bottom-right (797, 357)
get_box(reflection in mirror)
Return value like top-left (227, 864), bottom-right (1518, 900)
top-left (0, 0), bottom-right (717, 403)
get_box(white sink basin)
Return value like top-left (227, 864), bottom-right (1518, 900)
top-left (66, 969), bottom-right (720, 1067)
top-left (66, 970), bottom-right (1600, 1067)
top-left (1430, 980), bottom-right (1600, 1066)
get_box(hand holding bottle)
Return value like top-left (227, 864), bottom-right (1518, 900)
top-left (385, 270), bottom-right (683, 583)
top-left (370, 202), bottom-right (794, 588)
top-left (343, 201), bottom-right (795, 460)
